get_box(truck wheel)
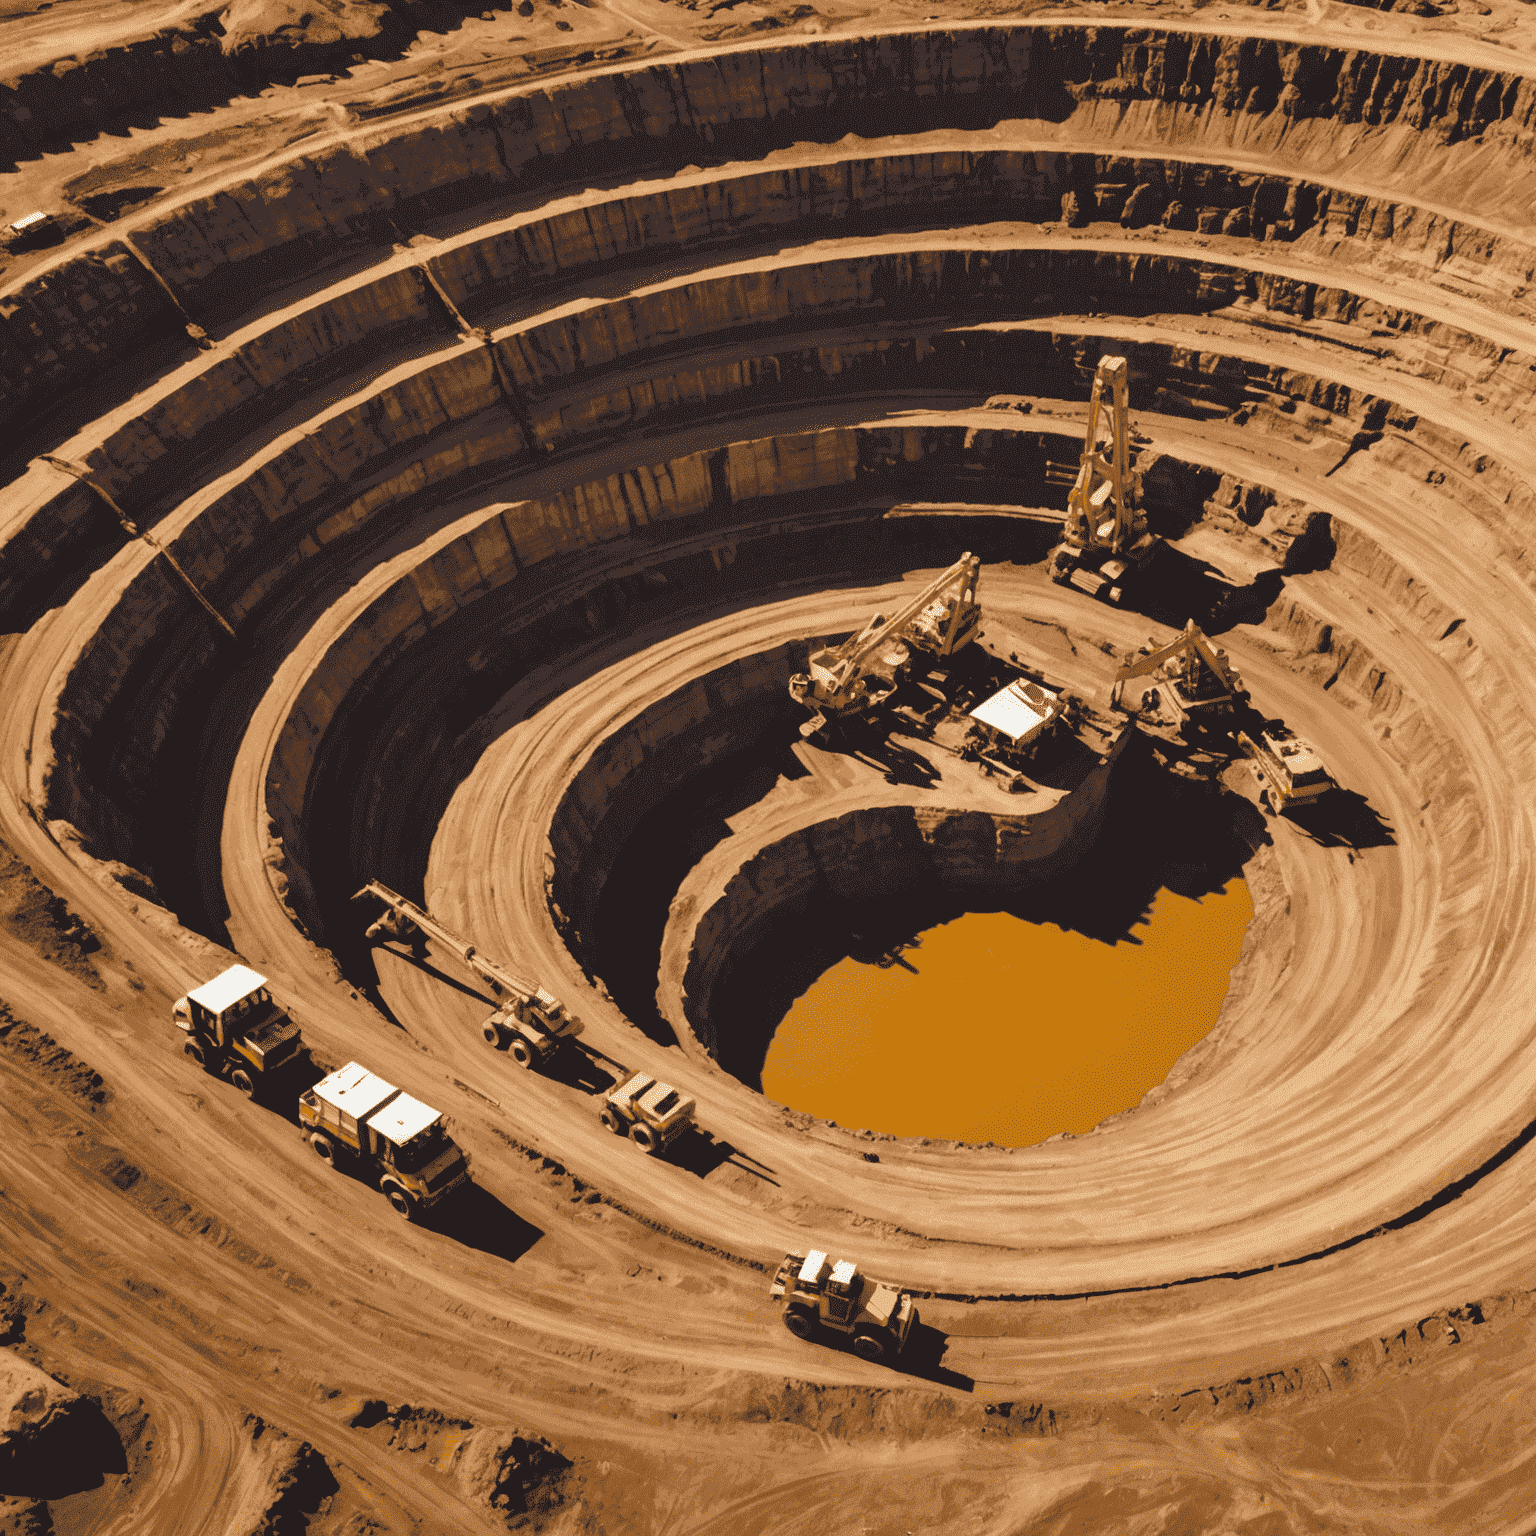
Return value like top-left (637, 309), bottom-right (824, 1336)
top-left (784, 1307), bottom-right (816, 1340)
top-left (630, 1122), bottom-right (659, 1155)
top-left (852, 1331), bottom-right (888, 1363)
top-left (385, 1187), bottom-right (416, 1221)
top-left (229, 1067), bottom-right (255, 1097)
top-left (481, 1021), bottom-right (503, 1048)
top-left (509, 1037), bottom-right (535, 1069)
top-left (183, 1040), bottom-right (205, 1067)
top-left (309, 1133), bottom-right (336, 1167)
top-left (599, 1106), bottom-right (628, 1136)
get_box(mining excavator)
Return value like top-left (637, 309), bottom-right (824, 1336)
top-left (172, 964), bottom-right (305, 1098)
top-left (1047, 355), bottom-right (1161, 604)
top-left (1109, 620), bottom-right (1248, 735)
top-left (354, 881), bottom-right (582, 1068)
top-left (770, 1248), bottom-right (919, 1363)
top-left (788, 553), bottom-right (982, 736)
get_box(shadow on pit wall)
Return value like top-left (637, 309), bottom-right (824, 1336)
top-left (0, 1395), bottom-right (126, 1500)
top-left (706, 734), bottom-right (1271, 1089)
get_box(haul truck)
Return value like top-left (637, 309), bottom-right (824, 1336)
top-left (599, 1073), bottom-right (696, 1155)
top-left (788, 554), bottom-right (982, 736)
top-left (172, 965), bottom-right (304, 1098)
top-left (299, 1060), bottom-right (471, 1220)
top-left (770, 1249), bottom-right (919, 1363)
top-left (355, 881), bottom-right (582, 1068)
top-left (1047, 355), bottom-right (1162, 604)
top-left (1239, 726), bottom-right (1334, 812)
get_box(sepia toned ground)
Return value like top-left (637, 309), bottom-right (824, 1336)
top-left (3, 0), bottom-right (1536, 1530)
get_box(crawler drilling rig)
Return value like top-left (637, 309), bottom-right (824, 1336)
top-left (355, 881), bottom-right (582, 1068)
top-left (1047, 355), bottom-right (1161, 604)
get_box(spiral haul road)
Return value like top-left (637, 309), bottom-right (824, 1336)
top-left (4, 0), bottom-right (1536, 1529)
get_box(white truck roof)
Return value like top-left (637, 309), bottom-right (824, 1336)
top-left (799, 1250), bottom-right (829, 1284)
top-left (830, 1259), bottom-right (859, 1286)
top-left (365, 1091), bottom-right (441, 1145)
top-left (969, 679), bottom-right (1057, 744)
top-left (311, 1060), bottom-right (399, 1122)
top-left (188, 964), bottom-right (268, 1014)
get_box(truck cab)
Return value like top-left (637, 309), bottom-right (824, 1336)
top-left (770, 1249), bottom-right (918, 1363)
top-left (172, 964), bottom-right (303, 1097)
top-left (299, 1061), bottom-right (470, 1220)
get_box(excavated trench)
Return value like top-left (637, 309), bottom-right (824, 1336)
top-left (8, 21), bottom-right (1536, 1445)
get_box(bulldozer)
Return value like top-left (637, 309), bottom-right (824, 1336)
top-left (1109, 621), bottom-right (1248, 736)
top-left (599, 1073), bottom-right (696, 1155)
top-left (770, 1249), bottom-right (919, 1363)
top-left (299, 1060), bottom-right (471, 1220)
top-left (172, 964), bottom-right (304, 1098)
top-left (1047, 355), bottom-right (1161, 604)
top-left (788, 554), bottom-right (982, 736)
top-left (1238, 725), bottom-right (1334, 812)
top-left (355, 881), bottom-right (582, 1069)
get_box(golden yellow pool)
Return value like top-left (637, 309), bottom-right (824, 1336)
top-left (760, 879), bottom-right (1254, 1147)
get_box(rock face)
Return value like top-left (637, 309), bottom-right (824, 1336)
top-left (0, 1350), bottom-right (82, 1473)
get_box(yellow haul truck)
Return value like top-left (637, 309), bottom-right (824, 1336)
top-left (299, 1061), bottom-right (471, 1220)
top-left (599, 1073), bottom-right (696, 1155)
top-left (770, 1249), bottom-right (919, 1363)
top-left (172, 964), bottom-right (304, 1098)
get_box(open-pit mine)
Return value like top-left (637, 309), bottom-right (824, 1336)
top-left (4, 0), bottom-right (1536, 1529)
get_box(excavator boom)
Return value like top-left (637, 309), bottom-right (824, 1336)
top-left (354, 881), bottom-right (540, 1002)
top-left (1110, 621), bottom-right (1246, 712)
top-left (790, 554), bottom-right (982, 724)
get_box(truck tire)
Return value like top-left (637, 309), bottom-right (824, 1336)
top-left (509, 1037), bottom-right (536, 1069)
top-left (599, 1106), bottom-right (627, 1136)
top-left (385, 1187), bottom-right (416, 1221)
top-left (852, 1330), bottom-right (888, 1363)
top-left (309, 1133), bottom-right (336, 1167)
top-left (784, 1307), bottom-right (816, 1340)
top-left (630, 1122), bottom-right (659, 1155)
top-left (481, 1021), bottom-right (503, 1048)
top-left (183, 1040), bottom-right (206, 1068)
top-left (229, 1067), bottom-right (255, 1097)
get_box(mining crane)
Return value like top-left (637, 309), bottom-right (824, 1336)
top-left (354, 881), bottom-right (582, 1068)
top-left (1109, 621), bottom-right (1248, 734)
top-left (1047, 355), bottom-right (1161, 604)
top-left (788, 553), bottom-right (982, 735)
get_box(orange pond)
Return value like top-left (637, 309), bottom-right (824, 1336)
top-left (760, 880), bottom-right (1254, 1148)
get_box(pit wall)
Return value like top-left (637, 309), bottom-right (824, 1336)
top-left (9, 25), bottom-right (1536, 432)
top-left (12, 232), bottom-right (1531, 627)
top-left (6, 140), bottom-right (1532, 478)
top-left (663, 731), bottom-right (1132, 1066)
top-left (545, 642), bottom-right (818, 952)
top-left (253, 422), bottom-right (1074, 936)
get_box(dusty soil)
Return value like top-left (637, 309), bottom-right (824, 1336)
top-left (4, 0), bottom-right (1536, 1531)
